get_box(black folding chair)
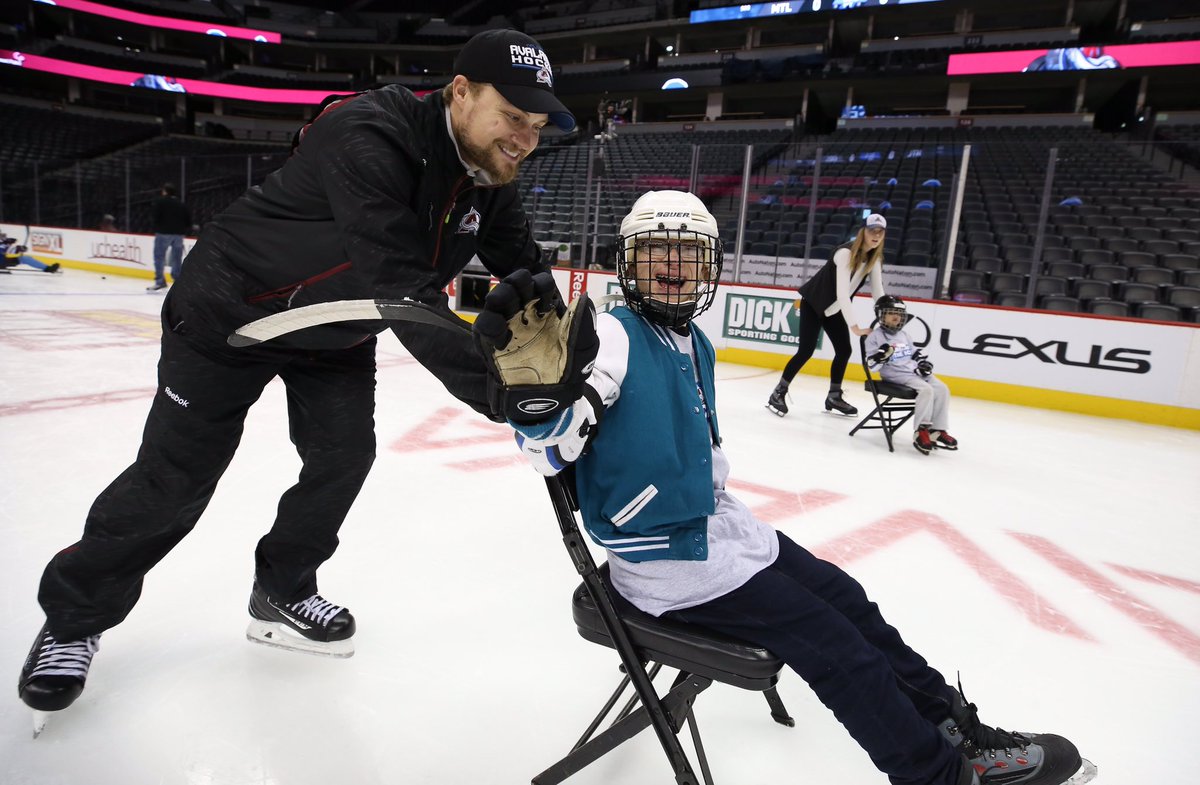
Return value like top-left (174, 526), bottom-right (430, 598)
top-left (848, 333), bottom-right (917, 452)
top-left (536, 472), bottom-right (793, 785)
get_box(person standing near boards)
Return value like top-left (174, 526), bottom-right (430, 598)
top-left (766, 213), bottom-right (887, 417)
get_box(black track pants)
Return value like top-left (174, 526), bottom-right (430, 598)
top-left (781, 300), bottom-right (853, 388)
top-left (38, 317), bottom-right (377, 640)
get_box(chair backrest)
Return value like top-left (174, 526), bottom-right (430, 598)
top-left (1073, 279), bottom-right (1112, 301)
top-left (951, 270), bottom-right (986, 293)
top-left (1102, 238), bottom-right (1140, 254)
top-left (1078, 248), bottom-right (1115, 267)
top-left (1113, 252), bottom-right (1152, 271)
top-left (992, 291), bottom-right (1028, 307)
top-left (1168, 286), bottom-right (1200, 308)
top-left (1088, 264), bottom-right (1129, 283)
top-left (1133, 266), bottom-right (1175, 286)
top-left (1048, 261), bottom-right (1085, 279)
top-left (970, 256), bottom-right (1004, 273)
top-left (1161, 254), bottom-right (1199, 272)
top-left (1041, 247), bottom-right (1076, 263)
top-left (1040, 295), bottom-right (1082, 313)
top-left (1137, 303), bottom-right (1183, 322)
top-left (1088, 298), bottom-right (1129, 317)
top-left (1033, 276), bottom-right (1069, 296)
top-left (1118, 282), bottom-right (1160, 304)
top-left (989, 272), bottom-right (1025, 293)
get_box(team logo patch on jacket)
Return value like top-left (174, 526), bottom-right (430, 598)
top-left (457, 207), bottom-right (482, 235)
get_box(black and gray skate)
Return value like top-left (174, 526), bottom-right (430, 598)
top-left (824, 390), bottom-right (858, 416)
top-left (766, 381), bottom-right (789, 416)
top-left (246, 580), bottom-right (356, 658)
top-left (19, 624), bottom-right (101, 738)
top-left (941, 686), bottom-right (1097, 785)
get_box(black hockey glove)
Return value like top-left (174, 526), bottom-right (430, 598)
top-left (867, 344), bottom-right (894, 365)
top-left (473, 269), bottom-right (599, 425)
top-left (916, 359), bottom-right (934, 377)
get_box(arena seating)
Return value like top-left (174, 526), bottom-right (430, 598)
top-left (4, 0), bottom-right (1198, 322)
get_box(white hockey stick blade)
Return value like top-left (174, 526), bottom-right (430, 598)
top-left (1067, 759), bottom-right (1097, 784)
top-left (245, 620), bottom-right (354, 658)
top-left (32, 710), bottom-right (49, 739)
top-left (228, 298), bottom-right (469, 347)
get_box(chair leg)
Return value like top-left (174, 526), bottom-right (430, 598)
top-left (532, 670), bottom-right (713, 785)
top-left (615, 662), bottom-right (664, 722)
top-left (763, 686), bottom-right (795, 727)
top-left (684, 707), bottom-right (716, 785)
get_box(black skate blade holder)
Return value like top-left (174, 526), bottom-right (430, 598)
top-left (535, 470), bottom-right (793, 785)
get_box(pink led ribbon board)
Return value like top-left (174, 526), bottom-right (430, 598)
top-left (33, 0), bottom-right (282, 44)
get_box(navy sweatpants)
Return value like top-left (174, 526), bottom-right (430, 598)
top-left (665, 532), bottom-right (964, 785)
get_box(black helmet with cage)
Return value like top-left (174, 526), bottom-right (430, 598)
top-left (615, 190), bottom-right (723, 329)
top-left (875, 294), bottom-right (908, 334)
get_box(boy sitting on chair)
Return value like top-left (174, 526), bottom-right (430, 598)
top-left (474, 190), bottom-right (1092, 785)
top-left (865, 295), bottom-right (958, 455)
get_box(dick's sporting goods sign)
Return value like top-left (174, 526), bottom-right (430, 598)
top-left (722, 294), bottom-right (817, 347)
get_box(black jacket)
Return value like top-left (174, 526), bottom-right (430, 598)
top-left (798, 241), bottom-right (863, 313)
top-left (173, 86), bottom-right (547, 350)
top-left (152, 195), bottom-right (192, 235)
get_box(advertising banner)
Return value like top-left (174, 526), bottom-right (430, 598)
top-left (2, 223), bottom-right (197, 275)
top-left (554, 268), bottom-right (1200, 414)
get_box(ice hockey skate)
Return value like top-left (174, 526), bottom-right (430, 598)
top-left (824, 390), bottom-right (858, 416)
top-left (914, 426), bottom-right (935, 455)
top-left (18, 624), bottom-right (101, 738)
top-left (766, 380), bottom-right (789, 416)
top-left (942, 686), bottom-right (1097, 785)
top-left (932, 430), bottom-right (959, 450)
top-left (246, 580), bottom-right (356, 658)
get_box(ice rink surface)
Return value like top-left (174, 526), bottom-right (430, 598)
top-left (3, 269), bottom-right (1198, 785)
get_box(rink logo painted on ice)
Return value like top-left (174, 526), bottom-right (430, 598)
top-left (938, 330), bottom-right (1151, 374)
top-left (723, 294), bottom-right (807, 346)
top-left (164, 386), bottom-right (189, 408)
top-left (30, 231), bottom-right (63, 255)
top-left (90, 236), bottom-right (144, 264)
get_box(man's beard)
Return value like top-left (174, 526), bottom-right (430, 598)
top-left (459, 136), bottom-right (521, 185)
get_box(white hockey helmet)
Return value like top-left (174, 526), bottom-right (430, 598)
top-left (615, 190), bottom-right (723, 328)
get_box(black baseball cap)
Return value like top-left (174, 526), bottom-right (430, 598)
top-left (453, 29), bottom-right (576, 132)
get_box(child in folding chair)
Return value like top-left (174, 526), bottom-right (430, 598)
top-left (865, 295), bottom-right (958, 456)
top-left (489, 190), bottom-right (1092, 785)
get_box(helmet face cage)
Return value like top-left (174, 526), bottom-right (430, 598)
top-left (875, 296), bottom-right (908, 334)
top-left (616, 227), bottom-right (723, 329)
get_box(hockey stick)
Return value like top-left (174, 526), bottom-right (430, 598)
top-left (227, 298), bottom-right (471, 347)
top-left (228, 293), bottom-right (626, 347)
